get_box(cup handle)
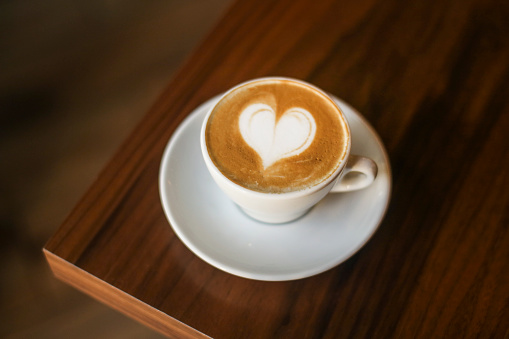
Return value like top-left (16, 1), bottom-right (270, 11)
top-left (330, 155), bottom-right (378, 193)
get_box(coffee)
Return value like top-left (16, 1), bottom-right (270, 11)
top-left (205, 79), bottom-right (349, 193)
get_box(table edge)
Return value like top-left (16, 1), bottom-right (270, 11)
top-left (42, 249), bottom-right (211, 339)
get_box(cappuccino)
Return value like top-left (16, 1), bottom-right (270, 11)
top-left (205, 79), bottom-right (349, 193)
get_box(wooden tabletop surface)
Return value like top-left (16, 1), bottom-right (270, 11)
top-left (44, 0), bottom-right (509, 337)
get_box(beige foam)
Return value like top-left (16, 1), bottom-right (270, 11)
top-left (206, 79), bottom-right (349, 193)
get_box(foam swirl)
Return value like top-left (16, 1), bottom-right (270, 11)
top-left (239, 103), bottom-right (316, 169)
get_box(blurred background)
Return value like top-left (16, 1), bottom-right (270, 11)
top-left (0, 0), bottom-right (231, 337)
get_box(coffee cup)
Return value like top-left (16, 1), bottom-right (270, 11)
top-left (200, 77), bottom-right (377, 223)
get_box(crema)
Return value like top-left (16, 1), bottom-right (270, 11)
top-left (205, 79), bottom-right (349, 193)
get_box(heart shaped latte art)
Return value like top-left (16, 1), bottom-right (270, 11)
top-left (238, 103), bottom-right (317, 169)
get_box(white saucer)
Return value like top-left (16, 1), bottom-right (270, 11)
top-left (159, 95), bottom-right (391, 281)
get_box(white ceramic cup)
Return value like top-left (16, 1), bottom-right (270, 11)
top-left (200, 77), bottom-right (377, 223)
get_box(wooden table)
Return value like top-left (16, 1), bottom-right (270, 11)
top-left (44, 0), bottom-right (509, 337)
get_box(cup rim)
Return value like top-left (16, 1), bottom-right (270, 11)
top-left (200, 76), bottom-right (352, 199)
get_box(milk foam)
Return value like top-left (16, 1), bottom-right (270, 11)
top-left (239, 103), bottom-right (316, 169)
top-left (205, 78), bottom-right (349, 193)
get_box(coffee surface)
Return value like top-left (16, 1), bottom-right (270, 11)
top-left (205, 79), bottom-right (349, 193)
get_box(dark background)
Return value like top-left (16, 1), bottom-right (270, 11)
top-left (0, 1), bottom-right (230, 337)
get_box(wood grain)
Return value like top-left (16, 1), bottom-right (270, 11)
top-left (45, 0), bottom-right (509, 337)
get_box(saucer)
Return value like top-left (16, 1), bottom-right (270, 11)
top-left (159, 95), bottom-right (391, 281)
